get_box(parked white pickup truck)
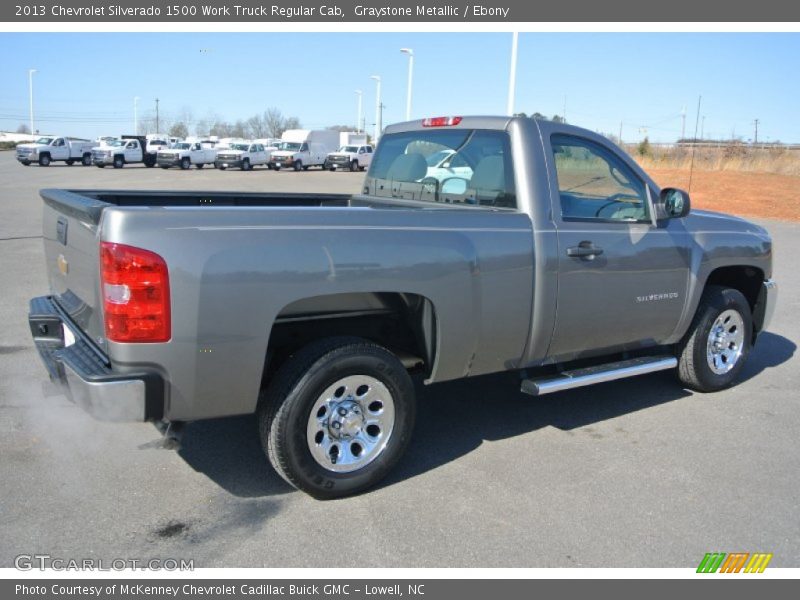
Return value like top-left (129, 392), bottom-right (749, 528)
top-left (325, 144), bottom-right (374, 172)
top-left (157, 141), bottom-right (218, 170)
top-left (214, 142), bottom-right (269, 171)
top-left (16, 137), bottom-right (94, 167)
top-left (92, 136), bottom-right (157, 169)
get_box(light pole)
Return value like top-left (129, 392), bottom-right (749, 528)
top-left (506, 33), bottom-right (518, 115)
top-left (134, 96), bottom-right (139, 134)
top-left (370, 75), bottom-right (382, 143)
top-left (400, 48), bottom-right (414, 121)
top-left (28, 69), bottom-right (37, 134)
top-left (355, 89), bottom-right (363, 134)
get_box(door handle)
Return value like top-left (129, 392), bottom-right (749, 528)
top-left (567, 242), bottom-right (604, 259)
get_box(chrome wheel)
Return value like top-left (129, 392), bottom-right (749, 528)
top-left (706, 309), bottom-right (745, 375)
top-left (306, 375), bottom-right (395, 473)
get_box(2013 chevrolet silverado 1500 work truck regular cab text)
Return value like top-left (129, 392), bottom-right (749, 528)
top-left (28, 116), bottom-right (777, 498)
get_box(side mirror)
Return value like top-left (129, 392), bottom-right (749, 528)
top-left (660, 187), bottom-right (691, 219)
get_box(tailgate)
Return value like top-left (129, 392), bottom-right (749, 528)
top-left (40, 189), bottom-right (109, 349)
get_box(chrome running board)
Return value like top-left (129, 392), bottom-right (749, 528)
top-left (521, 356), bottom-right (678, 396)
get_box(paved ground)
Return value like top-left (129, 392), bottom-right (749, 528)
top-left (0, 152), bottom-right (797, 568)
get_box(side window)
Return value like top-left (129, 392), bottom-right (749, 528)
top-left (551, 135), bottom-right (648, 222)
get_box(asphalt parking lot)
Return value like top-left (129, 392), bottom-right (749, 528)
top-left (0, 152), bottom-right (798, 568)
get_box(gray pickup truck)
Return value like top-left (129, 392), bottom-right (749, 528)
top-left (28, 116), bottom-right (777, 499)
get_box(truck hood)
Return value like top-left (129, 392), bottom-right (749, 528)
top-left (271, 151), bottom-right (297, 158)
top-left (685, 209), bottom-right (770, 239)
top-left (16, 143), bottom-right (46, 151)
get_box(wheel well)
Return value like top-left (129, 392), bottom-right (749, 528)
top-left (262, 292), bottom-right (437, 385)
top-left (705, 266), bottom-right (763, 311)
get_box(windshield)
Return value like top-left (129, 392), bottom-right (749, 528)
top-left (107, 140), bottom-right (125, 147)
top-left (277, 142), bottom-right (301, 151)
top-left (341, 146), bottom-right (359, 153)
top-left (174, 143), bottom-right (191, 150)
top-left (35, 137), bottom-right (54, 145)
top-left (365, 128), bottom-right (515, 208)
top-left (229, 144), bottom-right (249, 151)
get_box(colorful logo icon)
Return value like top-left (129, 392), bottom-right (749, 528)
top-left (697, 552), bottom-right (772, 573)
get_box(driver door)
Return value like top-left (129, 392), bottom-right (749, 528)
top-left (546, 133), bottom-right (689, 359)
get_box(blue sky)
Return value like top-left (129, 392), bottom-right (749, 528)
top-left (1, 32), bottom-right (798, 143)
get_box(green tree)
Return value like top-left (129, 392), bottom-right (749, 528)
top-left (637, 136), bottom-right (652, 157)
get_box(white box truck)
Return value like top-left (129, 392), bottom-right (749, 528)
top-left (268, 129), bottom-right (339, 171)
top-left (339, 131), bottom-right (368, 147)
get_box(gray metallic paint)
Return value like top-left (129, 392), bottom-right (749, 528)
top-left (37, 117), bottom-right (774, 421)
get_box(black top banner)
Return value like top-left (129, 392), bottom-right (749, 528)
top-left (4, 0), bottom-right (800, 22)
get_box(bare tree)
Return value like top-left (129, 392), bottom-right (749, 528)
top-left (16, 123), bottom-right (31, 134)
top-left (247, 112), bottom-right (269, 138)
top-left (264, 108), bottom-right (285, 138)
top-left (283, 116), bottom-right (301, 132)
top-left (169, 122), bottom-right (189, 139)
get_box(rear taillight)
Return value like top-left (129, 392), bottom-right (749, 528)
top-left (100, 242), bottom-right (170, 343)
top-left (422, 116), bottom-right (463, 127)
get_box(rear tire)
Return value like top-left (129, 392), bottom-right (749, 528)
top-left (82, 153), bottom-right (92, 166)
top-left (66, 159), bottom-right (75, 166)
top-left (258, 337), bottom-right (416, 499)
top-left (196, 163), bottom-right (204, 169)
top-left (677, 285), bottom-right (753, 392)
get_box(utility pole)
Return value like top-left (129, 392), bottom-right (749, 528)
top-left (506, 32), bottom-right (518, 115)
top-left (753, 119), bottom-right (759, 145)
top-left (370, 75), bottom-right (381, 143)
top-left (700, 115), bottom-right (705, 140)
top-left (155, 98), bottom-right (160, 134)
top-left (134, 96), bottom-right (139, 134)
top-left (681, 105), bottom-right (686, 140)
top-left (563, 95), bottom-right (567, 122)
top-left (618, 121), bottom-right (623, 144)
top-left (400, 48), bottom-right (414, 121)
top-left (355, 90), bottom-right (362, 134)
top-left (28, 69), bottom-right (37, 135)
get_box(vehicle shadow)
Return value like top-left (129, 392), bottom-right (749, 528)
top-left (176, 332), bottom-right (794, 498)
top-left (177, 415), bottom-right (295, 498)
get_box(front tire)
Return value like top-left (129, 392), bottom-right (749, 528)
top-left (66, 159), bottom-right (75, 166)
top-left (242, 158), bottom-right (251, 171)
top-left (196, 163), bottom-right (204, 169)
top-left (258, 337), bottom-right (416, 499)
top-left (293, 160), bottom-right (303, 172)
top-left (113, 155), bottom-right (124, 169)
top-left (39, 154), bottom-right (51, 167)
top-left (180, 157), bottom-right (191, 170)
top-left (350, 160), bottom-right (359, 172)
top-left (677, 285), bottom-right (753, 392)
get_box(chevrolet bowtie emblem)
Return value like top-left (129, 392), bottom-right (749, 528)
top-left (57, 254), bottom-right (69, 276)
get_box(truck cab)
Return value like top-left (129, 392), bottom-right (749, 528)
top-left (16, 136), bottom-right (94, 167)
top-left (325, 144), bottom-right (374, 172)
top-left (157, 141), bottom-right (218, 170)
top-left (92, 136), bottom-right (156, 168)
top-left (214, 142), bottom-right (268, 170)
